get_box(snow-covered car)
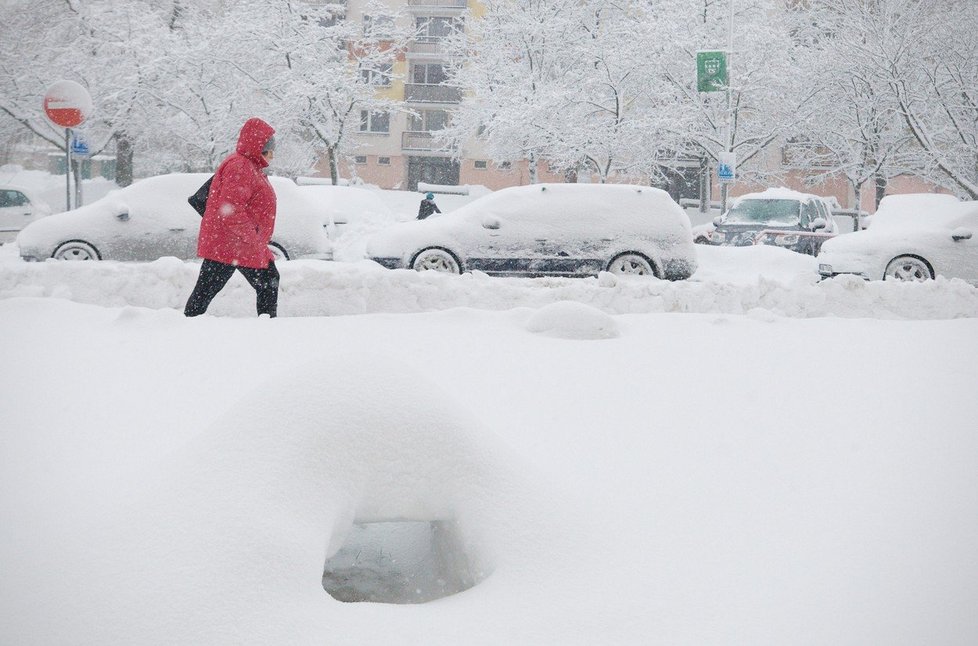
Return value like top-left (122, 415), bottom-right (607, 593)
top-left (365, 183), bottom-right (697, 279)
top-left (16, 173), bottom-right (332, 262)
top-left (706, 188), bottom-right (838, 255)
top-left (817, 195), bottom-right (978, 283)
top-left (295, 184), bottom-right (394, 237)
top-left (0, 184), bottom-right (52, 244)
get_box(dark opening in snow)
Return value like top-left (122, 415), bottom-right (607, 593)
top-left (322, 520), bottom-right (484, 604)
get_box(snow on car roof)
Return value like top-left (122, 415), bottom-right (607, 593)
top-left (732, 187), bottom-right (828, 205)
top-left (869, 198), bottom-right (978, 232)
top-left (451, 183), bottom-right (685, 224)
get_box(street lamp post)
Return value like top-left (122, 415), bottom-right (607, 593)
top-left (720, 0), bottom-right (735, 215)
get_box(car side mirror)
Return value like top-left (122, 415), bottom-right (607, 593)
top-left (116, 211), bottom-right (130, 222)
top-left (952, 228), bottom-right (972, 241)
top-left (712, 216), bottom-right (723, 227)
top-left (482, 217), bottom-right (500, 230)
top-left (811, 217), bottom-right (827, 231)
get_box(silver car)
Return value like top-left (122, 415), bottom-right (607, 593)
top-left (17, 173), bottom-right (332, 262)
top-left (0, 184), bottom-right (51, 244)
top-left (818, 196), bottom-right (978, 283)
top-left (365, 183), bottom-right (697, 279)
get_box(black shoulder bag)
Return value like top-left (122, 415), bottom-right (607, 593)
top-left (188, 175), bottom-right (214, 217)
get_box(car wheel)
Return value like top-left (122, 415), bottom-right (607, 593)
top-left (884, 255), bottom-right (932, 282)
top-left (53, 240), bottom-right (100, 261)
top-left (607, 253), bottom-right (656, 276)
top-left (269, 242), bottom-right (289, 262)
top-left (411, 248), bottom-right (461, 274)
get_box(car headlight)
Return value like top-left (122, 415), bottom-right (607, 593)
top-left (818, 263), bottom-right (833, 275)
top-left (774, 234), bottom-right (800, 246)
top-left (711, 231), bottom-right (726, 243)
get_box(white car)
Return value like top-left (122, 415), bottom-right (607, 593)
top-left (295, 184), bottom-right (394, 237)
top-left (0, 185), bottom-right (51, 243)
top-left (17, 173), bottom-right (332, 262)
top-left (818, 194), bottom-right (978, 283)
top-left (365, 183), bottom-right (697, 279)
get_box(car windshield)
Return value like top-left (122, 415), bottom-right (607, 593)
top-left (724, 199), bottom-right (800, 225)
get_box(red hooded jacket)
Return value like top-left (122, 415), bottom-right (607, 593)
top-left (197, 118), bottom-right (276, 268)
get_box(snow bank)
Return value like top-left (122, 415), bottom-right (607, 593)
top-left (2, 297), bottom-right (977, 645)
top-left (2, 244), bottom-right (975, 319)
top-left (525, 300), bottom-right (619, 339)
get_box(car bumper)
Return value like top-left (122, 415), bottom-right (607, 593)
top-left (818, 263), bottom-right (870, 281)
top-left (370, 256), bottom-right (404, 270)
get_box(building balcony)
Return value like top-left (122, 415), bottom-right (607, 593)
top-left (402, 131), bottom-right (456, 152)
top-left (407, 0), bottom-right (467, 8)
top-left (404, 83), bottom-right (461, 104)
top-left (407, 40), bottom-right (446, 57)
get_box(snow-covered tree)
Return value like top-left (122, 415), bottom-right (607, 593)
top-left (0, 0), bottom-right (172, 185)
top-left (785, 0), bottom-right (910, 213)
top-left (216, 0), bottom-right (412, 184)
top-left (656, 0), bottom-right (815, 200)
top-left (875, 0), bottom-right (978, 198)
top-left (441, 0), bottom-right (583, 183)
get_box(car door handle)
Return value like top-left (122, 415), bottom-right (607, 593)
top-left (169, 228), bottom-right (186, 232)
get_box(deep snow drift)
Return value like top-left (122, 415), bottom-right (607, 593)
top-left (1, 241), bottom-right (978, 645)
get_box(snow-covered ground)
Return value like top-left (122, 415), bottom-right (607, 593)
top-left (2, 225), bottom-right (978, 644)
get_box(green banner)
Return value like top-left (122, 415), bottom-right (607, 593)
top-left (697, 51), bottom-right (728, 93)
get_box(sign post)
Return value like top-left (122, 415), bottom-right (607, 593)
top-left (43, 80), bottom-right (93, 210)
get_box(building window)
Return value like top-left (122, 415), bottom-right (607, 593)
top-left (408, 109), bottom-right (449, 132)
top-left (360, 110), bottom-right (390, 133)
top-left (498, 161), bottom-right (512, 170)
top-left (411, 63), bottom-right (447, 85)
top-left (360, 64), bottom-right (392, 87)
top-left (415, 16), bottom-right (462, 41)
top-left (362, 14), bottom-right (395, 38)
top-left (355, 155), bottom-right (368, 164)
top-left (474, 160), bottom-right (487, 170)
top-left (378, 156), bottom-right (391, 166)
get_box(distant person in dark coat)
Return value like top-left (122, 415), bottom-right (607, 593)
top-left (417, 192), bottom-right (441, 220)
top-left (184, 117), bottom-right (279, 318)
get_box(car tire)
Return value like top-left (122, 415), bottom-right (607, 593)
top-left (269, 242), bottom-right (289, 262)
top-left (53, 240), bottom-right (101, 261)
top-left (884, 255), bottom-right (932, 282)
top-left (607, 253), bottom-right (656, 276)
top-left (411, 247), bottom-right (461, 274)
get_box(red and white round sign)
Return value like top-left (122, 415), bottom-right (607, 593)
top-left (43, 80), bottom-right (93, 128)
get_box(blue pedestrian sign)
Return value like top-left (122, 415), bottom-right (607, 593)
top-left (717, 152), bottom-right (736, 183)
top-left (70, 134), bottom-right (90, 158)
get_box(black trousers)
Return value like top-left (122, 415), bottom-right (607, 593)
top-left (184, 259), bottom-right (279, 317)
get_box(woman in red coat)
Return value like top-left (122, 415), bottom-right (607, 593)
top-left (184, 117), bottom-right (280, 317)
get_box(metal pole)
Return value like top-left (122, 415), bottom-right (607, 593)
top-left (64, 128), bottom-right (72, 211)
top-left (720, 0), bottom-right (734, 215)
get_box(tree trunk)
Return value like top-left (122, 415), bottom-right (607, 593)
top-left (852, 183), bottom-right (862, 232)
top-left (528, 151), bottom-right (538, 184)
top-left (115, 133), bottom-right (134, 187)
top-left (327, 146), bottom-right (339, 185)
top-left (874, 172), bottom-right (887, 209)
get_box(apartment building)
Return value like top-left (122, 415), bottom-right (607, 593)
top-left (320, 0), bottom-right (562, 191)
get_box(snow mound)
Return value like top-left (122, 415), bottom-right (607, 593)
top-left (524, 301), bottom-right (620, 339)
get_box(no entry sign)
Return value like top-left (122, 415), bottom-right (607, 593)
top-left (43, 80), bottom-right (93, 128)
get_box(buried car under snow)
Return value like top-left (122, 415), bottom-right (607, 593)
top-left (0, 184), bottom-right (52, 244)
top-left (16, 173), bottom-right (332, 262)
top-left (365, 183), bottom-right (697, 279)
top-left (706, 188), bottom-right (838, 255)
top-left (818, 195), bottom-right (978, 283)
